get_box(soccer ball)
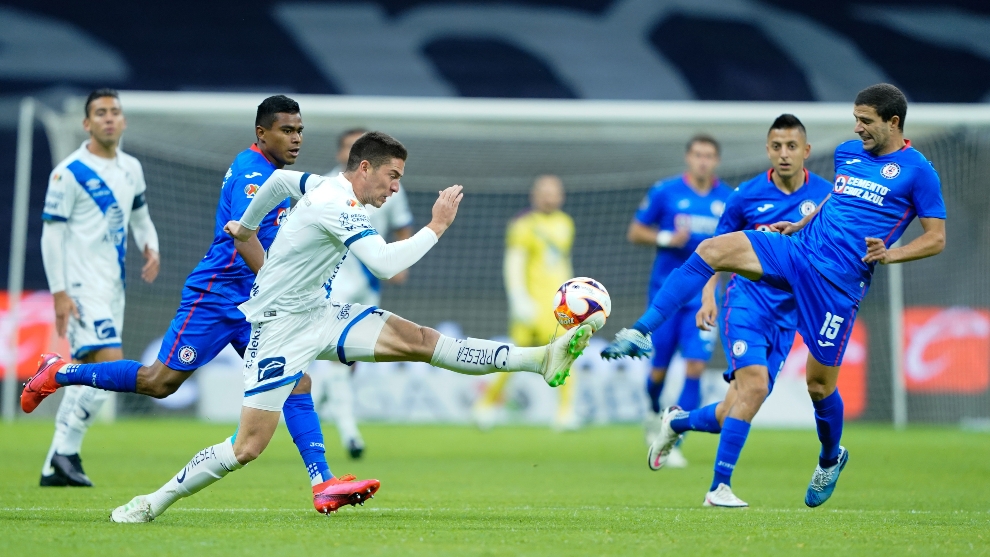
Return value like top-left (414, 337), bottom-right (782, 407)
top-left (553, 277), bottom-right (611, 332)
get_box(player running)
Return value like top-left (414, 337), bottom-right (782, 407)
top-left (603, 84), bottom-right (946, 507)
top-left (98, 131), bottom-right (591, 522)
top-left (628, 134), bottom-right (731, 466)
top-left (38, 89), bottom-right (160, 487)
top-left (649, 114), bottom-right (832, 507)
top-left (308, 127), bottom-right (415, 459)
top-left (23, 95), bottom-right (355, 512)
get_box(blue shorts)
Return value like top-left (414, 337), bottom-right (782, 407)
top-left (157, 287), bottom-right (250, 371)
top-left (720, 306), bottom-right (795, 393)
top-left (744, 230), bottom-right (861, 367)
top-left (650, 304), bottom-right (716, 369)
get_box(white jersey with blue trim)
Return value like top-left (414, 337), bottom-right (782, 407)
top-left (239, 172), bottom-right (379, 323)
top-left (42, 141), bottom-right (147, 291)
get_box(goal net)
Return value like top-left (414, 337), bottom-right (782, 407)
top-left (32, 93), bottom-right (990, 426)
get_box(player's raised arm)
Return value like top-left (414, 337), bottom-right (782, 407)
top-left (770, 194), bottom-right (829, 235)
top-left (863, 217), bottom-right (945, 264)
top-left (228, 169), bottom-right (321, 240)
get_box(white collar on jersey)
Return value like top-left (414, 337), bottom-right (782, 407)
top-left (333, 172), bottom-right (362, 205)
top-left (77, 140), bottom-right (120, 170)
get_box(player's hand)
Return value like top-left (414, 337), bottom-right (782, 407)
top-left (862, 237), bottom-right (891, 264)
top-left (428, 185), bottom-right (463, 238)
top-left (141, 246), bottom-right (160, 283)
top-left (388, 269), bottom-right (410, 284)
top-left (52, 291), bottom-right (79, 339)
top-left (695, 299), bottom-right (719, 332)
top-left (769, 221), bottom-right (799, 235)
top-left (223, 220), bottom-right (256, 242)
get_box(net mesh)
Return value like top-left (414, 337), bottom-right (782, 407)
top-left (43, 99), bottom-right (990, 424)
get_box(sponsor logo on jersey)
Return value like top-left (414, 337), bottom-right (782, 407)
top-left (93, 318), bottom-right (117, 340)
top-left (245, 172), bottom-right (262, 179)
top-left (346, 199), bottom-right (358, 207)
top-left (732, 340), bottom-right (747, 357)
top-left (880, 162), bottom-right (901, 179)
top-left (845, 159), bottom-right (861, 165)
top-left (710, 200), bottom-right (725, 217)
top-left (178, 345), bottom-right (197, 364)
top-left (258, 356), bottom-right (286, 381)
top-left (677, 199), bottom-right (690, 210)
top-left (756, 203), bottom-right (774, 212)
top-left (833, 174), bottom-right (888, 206)
top-left (84, 178), bottom-right (102, 190)
top-left (799, 200), bottom-right (817, 216)
top-left (223, 167), bottom-right (233, 187)
top-left (244, 183), bottom-right (260, 198)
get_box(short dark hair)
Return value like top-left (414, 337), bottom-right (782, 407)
top-left (855, 83), bottom-right (907, 131)
top-left (338, 128), bottom-right (368, 150)
top-left (686, 133), bottom-right (720, 156)
top-left (255, 95), bottom-right (300, 129)
top-left (85, 88), bottom-right (120, 117)
top-left (768, 113), bottom-right (806, 137)
top-left (346, 131), bottom-right (408, 171)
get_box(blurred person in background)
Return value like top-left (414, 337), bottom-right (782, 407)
top-left (37, 88), bottom-right (160, 486)
top-left (473, 175), bottom-right (577, 431)
top-left (627, 135), bottom-right (732, 467)
top-left (308, 128), bottom-right (414, 459)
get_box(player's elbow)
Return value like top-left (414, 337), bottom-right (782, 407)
top-left (366, 264), bottom-right (396, 281)
top-left (930, 231), bottom-right (946, 255)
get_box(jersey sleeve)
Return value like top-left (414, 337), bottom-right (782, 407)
top-left (386, 186), bottom-right (415, 230)
top-left (911, 163), bottom-right (947, 219)
top-left (132, 160), bottom-right (148, 211)
top-left (237, 170), bottom-right (319, 229)
top-left (715, 188), bottom-right (746, 235)
top-left (634, 187), bottom-right (664, 226)
top-left (42, 168), bottom-right (77, 222)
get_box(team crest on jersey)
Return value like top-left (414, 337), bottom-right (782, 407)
top-left (799, 200), bottom-right (817, 216)
top-left (178, 345), bottom-right (197, 364)
top-left (244, 183), bottom-right (260, 198)
top-left (710, 200), bottom-right (725, 217)
top-left (881, 163), bottom-right (901, 179)
top-left (732, 340), bottom-right (748, 357)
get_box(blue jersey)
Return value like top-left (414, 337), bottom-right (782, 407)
top-left (183, 145), bottom-right (290, 302)
top-left (635, 175), bottom-right (732, 301)
top-left (716, 169), bottom-right (833, 329)
top-left (799, 139), bottom-right (946, 299)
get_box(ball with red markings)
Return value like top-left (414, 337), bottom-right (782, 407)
top-left (553, 277), bottom-right (611, 332)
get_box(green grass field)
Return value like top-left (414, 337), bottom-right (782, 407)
top-left (1, 420), bottom-right (988, 556)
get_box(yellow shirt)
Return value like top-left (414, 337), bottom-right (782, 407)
top-left (506, 209), bottom-right (575, 311)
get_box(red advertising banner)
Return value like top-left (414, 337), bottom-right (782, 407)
top-left (781, 322), bottom-right (868, 420)
top-left (904, 307), bottom-right (990, 393)
top-left (0, 291), bottom-right (69, 381)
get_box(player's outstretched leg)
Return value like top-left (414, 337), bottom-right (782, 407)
top-left (21, 353), bottom-right (141, 412)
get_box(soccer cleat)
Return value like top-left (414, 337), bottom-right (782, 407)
top-left (347, 438), bottom-right (365, 460)
top-left (51, 453), bottom-right (93, 487)
top-left (110, 495), bottom-right (154, 523)
top-left (20, 353), bottom-right (67, 413)
top-left (646, 406), bottom-right (683, 471)
top-left (539, 324), bottom-right (593, 387)
top-left (600, 328), bottom-right (652, 360)
top-left (704, 483), bottom-right (749, 508)
top-left (313, 474), bottom-right (380, 514)
top-left (39, 472), bottom-right (68, 487)
top-left (805, 446), bottom-right (849, 508)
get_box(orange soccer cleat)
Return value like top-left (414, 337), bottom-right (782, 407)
top-left (21, 353), bottom-right (67, 413)
top-left (312, 474), bottom-right (380, 514)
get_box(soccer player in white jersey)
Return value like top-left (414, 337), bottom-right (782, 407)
top-left (104, 131), bottom-right (591, 522)
top-left (38, 89), bottom-right (160, 486)
top-left (309, 128), bottom-right (414, 459)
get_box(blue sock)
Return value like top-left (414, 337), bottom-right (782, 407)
top-left (646, 373), bottom-right (664, 414)
top-left (711, 417), bottom-right (750, 491)
top-left (677, 377), bottom-right (702, 411)
top-left (55, 360), bottom-right (140, 392)
top-left (283, 393), bottom-right (333, 486)
top-left (670, 402), bottom-right (721, 434)
top-left (813, 389), bottom-right (844, 468)
top-left (633, 253), bottom-right (715, 334)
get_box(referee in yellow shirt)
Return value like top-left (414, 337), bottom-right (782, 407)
top-left (473, 175), bottom-right (577, 430)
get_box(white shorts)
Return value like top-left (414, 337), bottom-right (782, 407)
top-left (242, 302), bottom-right (391, 412)
top-left (66, 282), bottom-right (124, 360)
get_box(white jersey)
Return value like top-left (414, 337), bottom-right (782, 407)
top-left (42, 141), bottom-right (148, 292)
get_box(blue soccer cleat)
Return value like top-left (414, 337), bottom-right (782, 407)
top-left (600, 328), bottom-right (652, 360)
top-left (805, 446), bottom-right (849, 507)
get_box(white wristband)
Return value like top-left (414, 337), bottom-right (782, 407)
top-left (656, 230), bottom-right (674, 247)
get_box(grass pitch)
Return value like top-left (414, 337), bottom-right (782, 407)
top-left (1, 420), bottom-right (988, 556)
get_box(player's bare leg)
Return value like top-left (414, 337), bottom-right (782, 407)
top-left (804, 356), bottom-right (848, 507)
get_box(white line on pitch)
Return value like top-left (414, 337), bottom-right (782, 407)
top-left (0, 507), bottom-right (976, 514)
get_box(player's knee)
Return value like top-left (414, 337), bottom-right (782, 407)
top-left (234, 442), bottom-right (264, 464)
top-left (143, 365), bottom-right (186, 399)
top-left (292, 373), bottom-right (312, 394)
top-left (737, 368), bottom-right (769, 404)
top-left (806, 379), bottom-right (832, 402)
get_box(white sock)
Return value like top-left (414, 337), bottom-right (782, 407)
top-left (145, 437), bottom-right (243, 517)
top-left (41, 386), bottom-right (78, 475)
top-left (56, 386), bottom-right (108, 455)
top-left (430, 336), bottom-right (544, 375)
top-left (327, 362), bottom-right (361, 446)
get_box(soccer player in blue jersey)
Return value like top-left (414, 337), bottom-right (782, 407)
top-left (603, 84), bottom-right (947, 507)
top-left (23, 95), bottom-right (376, 512)
top-left (627, 134), bottom-right (731, 466)
top-left (647, 114), bottom-right (832, 507)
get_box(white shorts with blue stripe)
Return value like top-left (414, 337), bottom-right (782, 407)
top-left (241, 301), bottom-right (391, 412)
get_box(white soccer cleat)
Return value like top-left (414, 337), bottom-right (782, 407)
top-left (703, 483), bottom-right (748, 508)
top-left (646, 406), bottom-right (683, 471)
top-left (110, 495), bottom-right (154, 523)
top-left (643, 411), bottom-right (663, 446)
top-left (540, 324), bottom-right (593, 387)
top-left (665, 446), bottom-right (689, 469)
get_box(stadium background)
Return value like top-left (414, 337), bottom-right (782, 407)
top-left (1, 0), bottom-right (988, 427)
